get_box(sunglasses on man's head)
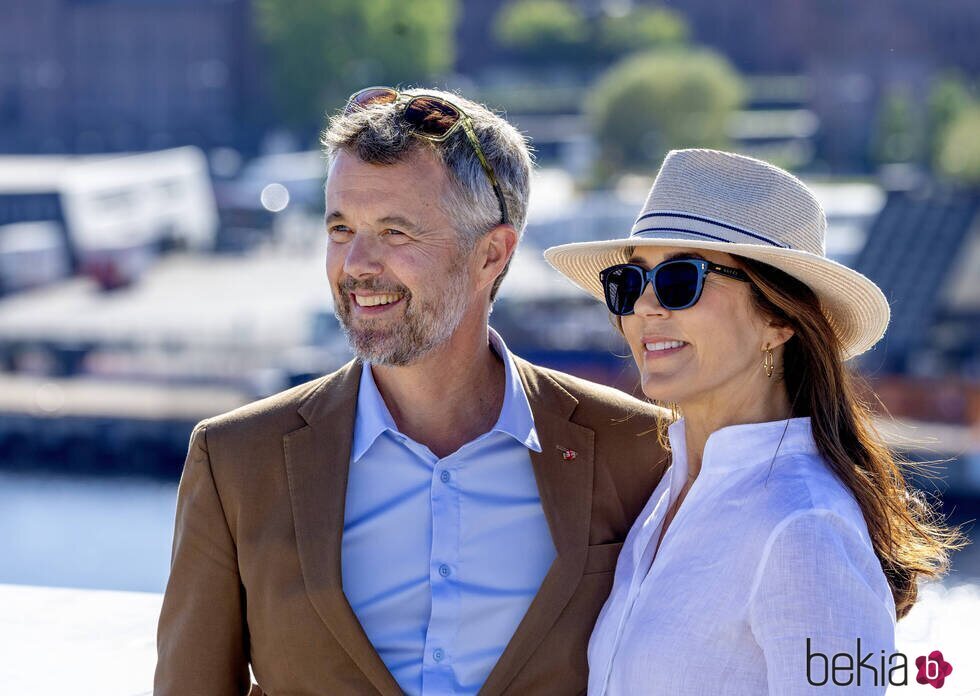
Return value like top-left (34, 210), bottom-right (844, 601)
top-left (344, 86), bottom-right (510, 226)
top-left (599, 258), bottom-right (751, 316)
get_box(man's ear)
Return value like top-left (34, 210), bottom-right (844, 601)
top-left (477, 224), bottom-right (517, 291)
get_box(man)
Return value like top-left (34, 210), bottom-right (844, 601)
top-left (155, 87), bottom-right (667, 696)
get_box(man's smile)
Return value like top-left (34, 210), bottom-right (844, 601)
top-left (348, 291), bottom-right (406, 316)
top-left (352, 291), bottom-right (405, 308)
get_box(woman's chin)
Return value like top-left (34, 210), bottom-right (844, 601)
top-left (639, 378), bottom-right (687, 406)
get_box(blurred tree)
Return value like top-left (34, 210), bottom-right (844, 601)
top-left (587, 49), bottom-right (745, 178)
top-left (597, 7), bottom-right (688, 58)
top-left (936, 105), bottom-right (980, 184)
top-left (255, 0), bottom-right (456, 130)
top-left (493, 0), bottom-right (589, 64)
top-left (493, 1), bottom-right (688, 68)
top-left (927, 73), bottom-right (974, 169)
top-left (870, 86), bottom-right (926, 166)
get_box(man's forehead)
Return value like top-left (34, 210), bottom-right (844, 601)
top-left (326, 147), bottom-right (448, 186)
top-left (325, 150), bottom-right (451, 229)
top-left (328, 150), bottom-right (448, 204)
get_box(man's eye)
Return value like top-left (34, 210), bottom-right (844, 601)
top-left (328, 226), bottom-right (353, 241)
top-left (382, 229), bottom-right (409, 241)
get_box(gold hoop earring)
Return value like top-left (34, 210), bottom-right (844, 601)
top-left (763, 345), bottom-right (775, 379)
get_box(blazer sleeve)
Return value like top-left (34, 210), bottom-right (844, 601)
top-left (747, 510), bottom-right (896, 696)
top-left (154, 420), bottom-right (252, 696)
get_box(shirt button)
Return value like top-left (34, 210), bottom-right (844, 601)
top-left (433, 648), bottom-right (445, 662)
top-left (438, 564), bottom-right (451, 577)
top-left (439, 470), bottom-right (451, 483)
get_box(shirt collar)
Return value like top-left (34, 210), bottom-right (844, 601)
top-left (351, 358), bottom-right (401, 463)
top-left (666, 416), bottom-right (817, 477)
top-left (351, 328), bottom-right (541, 463)
top-left (488, 327), bottom-right (542, 453)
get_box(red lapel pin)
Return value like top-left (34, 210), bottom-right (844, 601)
top-left (556, 445), bottom-right (577, 461)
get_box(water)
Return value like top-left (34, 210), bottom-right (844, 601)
top-left (0, 472), bottom-right (176, 592)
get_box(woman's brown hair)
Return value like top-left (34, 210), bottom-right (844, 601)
top-left (731, 256), bottom-right (967, 619)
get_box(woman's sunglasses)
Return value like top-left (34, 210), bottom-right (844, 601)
top-left (344, 86), bottom-right (510, 226)
top-left (599, 258), bottom-right (751, 315)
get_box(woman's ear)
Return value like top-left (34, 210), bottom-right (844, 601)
top-left (766, 321), bottom-right (795, 349)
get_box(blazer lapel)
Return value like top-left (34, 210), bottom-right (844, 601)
top-left (284, 360), bottom-right (404, 696)
top-left (478, 358), bottom-right (595, 696)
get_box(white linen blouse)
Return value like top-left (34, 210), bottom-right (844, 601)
top-left (588, 417), bottom-right (897, 695)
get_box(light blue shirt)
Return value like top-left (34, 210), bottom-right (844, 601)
top-left (341, 329), bottom-right (555, 695)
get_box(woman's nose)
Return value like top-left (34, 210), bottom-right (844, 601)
top-left (632, 281), bottom-right (669, 317)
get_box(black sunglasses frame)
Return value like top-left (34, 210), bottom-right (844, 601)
top-left (344, 86), bottom-right (510, 226)
top-left (599, 258), bottom-right (751, 316)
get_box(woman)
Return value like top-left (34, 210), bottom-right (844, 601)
top-left (544, 149), bottom-right (964, 695)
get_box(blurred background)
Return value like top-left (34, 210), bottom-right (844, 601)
top-left (0, 0), bottom-right (978, 691)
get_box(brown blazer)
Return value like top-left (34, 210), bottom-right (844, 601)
top-left (155, 357), bottom-right (667, 696)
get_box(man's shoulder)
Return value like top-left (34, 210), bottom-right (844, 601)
top-left (515, 358), bottom-right (667, 420)
top-left (199, 360), bottom-right (359, 439)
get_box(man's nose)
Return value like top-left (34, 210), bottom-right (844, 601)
top-left (342, 232), bottom-right (384, 279)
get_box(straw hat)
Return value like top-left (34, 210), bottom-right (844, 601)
top-left (543, 149), bottom-right (890, 360)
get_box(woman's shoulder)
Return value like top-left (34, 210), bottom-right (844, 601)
top-left (748, 450), bottom-right (872, 545)
top-left (747, 456), bottom-right (886, 586)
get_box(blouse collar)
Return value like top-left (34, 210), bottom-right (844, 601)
top-left (666, 416), bottom-right (818, 478)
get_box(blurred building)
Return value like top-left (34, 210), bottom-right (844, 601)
top-left (855, 186), bottom-right (980, 378)
top-left (0, 147), bottom-right (218, 294)
top-left (656, 0), bottom-right (979, 75)
top-left (0, 0), bottom-right (269, 155)
top-left (459, 0), bottom-right (979, 75)
top-left (457, 0), bottom-right (980, 172)
top-left (665, 0), bottom-right (979, 172)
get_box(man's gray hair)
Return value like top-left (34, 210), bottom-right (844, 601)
top-left (321, 87), bottom-right (533, 301)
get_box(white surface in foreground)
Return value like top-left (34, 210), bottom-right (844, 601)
top-left (0, 581), bottom-right (977, 695)
top-left (896, 582), bottom-right (980, 694)
top-left (0, 584), bottom-right (161, 696)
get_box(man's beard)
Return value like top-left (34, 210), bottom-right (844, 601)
top-left (333, 261), bottom-right (470, 367)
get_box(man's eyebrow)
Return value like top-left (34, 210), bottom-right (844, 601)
top-left (627, 251), bottom-right (708, 264)
top-left (324, 211), bottom-right (419, 231)
top-left (377, 215), bottom-right (420, 231)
